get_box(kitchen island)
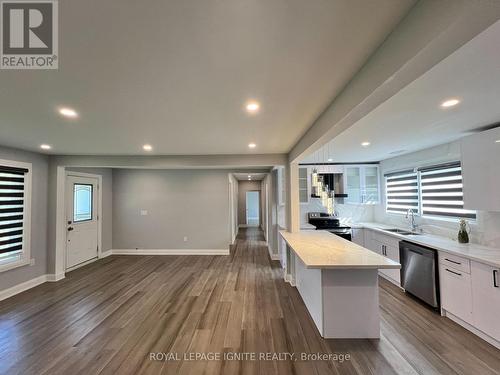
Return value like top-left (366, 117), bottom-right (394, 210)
top-left (280, 230), bottom-right (400, 339)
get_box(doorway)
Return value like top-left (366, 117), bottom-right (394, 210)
top-left (65, 174), bottom-right (99, 269)
top-left (246, 191), bottom-right (260, 226)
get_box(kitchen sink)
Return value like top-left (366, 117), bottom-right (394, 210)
top-left (382, 228), bottom-right (421, 236)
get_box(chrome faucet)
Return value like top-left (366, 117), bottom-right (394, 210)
top-left (406, 209), bottom-right (417, 232)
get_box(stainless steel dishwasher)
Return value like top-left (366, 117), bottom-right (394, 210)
top-left (399, 241), bottom-right (440, 309)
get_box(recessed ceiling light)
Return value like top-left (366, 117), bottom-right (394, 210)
top-left (245, 101), bottom-right (260, 114)
top-left (58, 107), bottom-right (78, 118)
top-left (248, 143), bottom-right (257, 149)
top-left (143, 144), bottom-right (153, 151)
top-left (441, 99), bottom-right (460, 108)
top-left (361, 142), bottom-right (371, 147)
top-left (40, 144), bottom-right (51, 150)
top-left (496, 140), bottom-right (500, 143)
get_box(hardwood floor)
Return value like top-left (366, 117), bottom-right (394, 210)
top-left (1, 227), bottom-right (499, 374)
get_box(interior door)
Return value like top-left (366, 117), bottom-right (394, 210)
top-left (66, 175), bottom-right (98, 269)
top-left (246, 191), bottom-right (260, 226)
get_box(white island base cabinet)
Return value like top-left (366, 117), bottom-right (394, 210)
top-left (295, 256), bottom-right (380, 339)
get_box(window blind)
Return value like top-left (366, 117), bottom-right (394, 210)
top-left (0, 165), bottom-right (28, 261)
top-left (419, 162), bottom-right (476, 219)
top-left (385, 169), bottom-right (419, 214)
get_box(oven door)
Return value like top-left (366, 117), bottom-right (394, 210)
top-left (328, 230), bottom-right (352, 241)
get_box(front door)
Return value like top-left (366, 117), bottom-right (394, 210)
top-left (66, 175), bottom-right (98, 269)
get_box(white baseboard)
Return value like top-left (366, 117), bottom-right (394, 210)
top-left (0, 273), bottom-right (65, 301)
top-left (101, 250), bottom-right (113, 258)
top-left (270, 254), bottom-right (280, 261)
top-left (443, 309), bottom-right (500, 350)
top-left (46, 272), bottom-right (65, 282)
top-left (111, 249), bottom-right (230, 256)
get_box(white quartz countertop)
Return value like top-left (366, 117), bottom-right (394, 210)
top-left (355, 222), bottom-right (500, 269)
top-left (279, 230), bottom-right (400, 270)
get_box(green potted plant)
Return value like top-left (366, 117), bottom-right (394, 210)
top-left (458, 218), bottom-right (470, 244)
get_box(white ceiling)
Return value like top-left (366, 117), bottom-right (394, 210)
top-left (233, 173), bottom-right (267, 181)
top-left (301, 20), bottom-right (500, 164)
top-left (0, 0), bottom-right (415, 155)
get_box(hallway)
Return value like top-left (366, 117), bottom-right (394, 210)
top-left (0, 228), bottom-right (499, 374)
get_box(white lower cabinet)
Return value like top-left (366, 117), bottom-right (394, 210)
top-left (352, 228), bottom-right (365, 247)
top-left (364, 230), bottom-right (400, 286)
top-left (470, 261), bottom-right (500, 342)
top-left (439, 262), bottom-right (473, 323)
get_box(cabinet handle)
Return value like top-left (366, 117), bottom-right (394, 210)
top-left (445, 258), bottom-right (461, 265)
top-left (494, 270), bottom-right (499, 288)
top-left (445, 268), bottom-right (462, 277)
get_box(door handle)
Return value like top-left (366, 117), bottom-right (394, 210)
top-left (67, 227), bottom-right (74, 232)
top-left (494, 270), bottom-right (499, 288)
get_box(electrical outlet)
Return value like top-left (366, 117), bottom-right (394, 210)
top-left (140, 210), bottom-right (148, 216)
top-left (30, 258), bottom-right (35, 266)
top-left (183, 236), bottom-right (188, 242)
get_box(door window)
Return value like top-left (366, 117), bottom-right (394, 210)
top-left (73, 184), bottom-right (93, 222)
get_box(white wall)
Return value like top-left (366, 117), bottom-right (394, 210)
top-left (374, 141), bottom-right (500, 247)
top-left (0, 146), bottom-right (49, 292)
top-left (112, 169), bottom-right (231, 250)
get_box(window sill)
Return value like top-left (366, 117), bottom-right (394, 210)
top-left (0, 258), bottom-right (30, 273)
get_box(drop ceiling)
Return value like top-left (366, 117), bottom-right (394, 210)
top-left (301, 20), bottom-right (500, 164)
top-left (0, 0), bottom-right (415, 155)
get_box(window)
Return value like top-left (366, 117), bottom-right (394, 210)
top-left (0, 160), bottom-right (31, 272)
top-left (385, 169), bottom-right (419, 214)
top-left (419, 162), bottom-right (476, 220)
top-left (73, 184), bottom-right (93, 222)
top-left (384, 162), bottom-right (476, 220)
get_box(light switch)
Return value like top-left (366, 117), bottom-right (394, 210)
top-left (140, 210), bottom-right (148, 216)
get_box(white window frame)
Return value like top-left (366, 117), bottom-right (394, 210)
top-left (0, 159), bottom-right (32, 273)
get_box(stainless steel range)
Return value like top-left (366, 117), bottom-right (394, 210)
top-left (307, 212), bottom-right (352, 241)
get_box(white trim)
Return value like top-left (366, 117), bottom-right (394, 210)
top-left (46, 272), bottom-right (65, 282)
top-left (0, 158), bottom-right (32, 273)
top-left (0, 273), bottom-right (64, 301)
top-left (443, 309), bottom-right (500, 350)
top-left (54, 166), bottom-right (66, 277)
top-left (270, 253), bottom-right (280, 261)
top-left (111, 249), bottom-right (229, 256)
top-left (101, 249), bottom-right (113, 258)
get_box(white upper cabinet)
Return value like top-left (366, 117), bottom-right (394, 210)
top-left (298, 167), bottom-right (309, 204)
top-left (461, 127), bottom-right (500, 211)
top-left (344, 165), bottom-right (380, 205)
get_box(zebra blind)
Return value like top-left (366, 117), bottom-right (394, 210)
top-left (385, 169), bottom-right (419, 214)
top-left (0, 165), bottom-right (28, 262)
top-left (419, 162), bottom-right (476, 219)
